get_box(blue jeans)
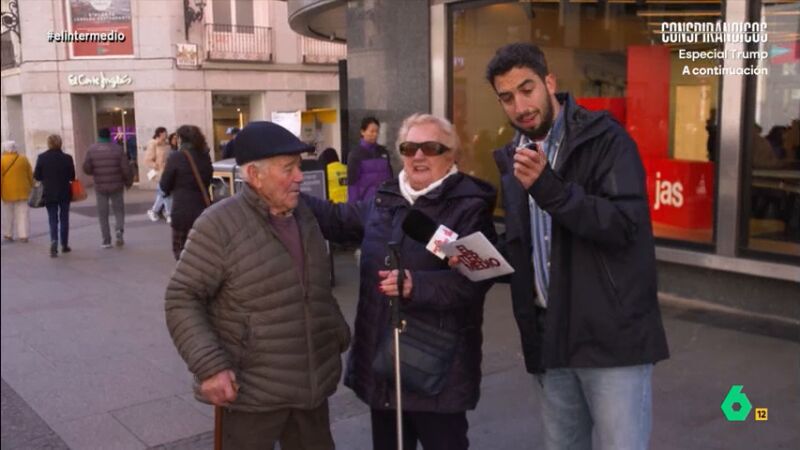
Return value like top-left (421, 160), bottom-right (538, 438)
top-left (151, 186), bottom-right (172, 216)
top-left (45, 200), bottom-right (70, 246)
top-left (536, 364), bottom-right (653, 450)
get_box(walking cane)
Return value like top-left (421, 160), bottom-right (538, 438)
top-left (214, 406), bottom-right (223, 450)
top-left (388, 242), bottom-right (405, 449)
top-left (212, 379), bottom-right (239, 450)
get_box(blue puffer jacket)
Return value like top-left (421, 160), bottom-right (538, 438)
top-left (302, 172), bottom-right (497, 413)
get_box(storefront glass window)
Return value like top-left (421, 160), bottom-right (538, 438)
top-left (451, 0), bottom-right (724, 245)
top-left (742, 0), bottom-right (800, 259)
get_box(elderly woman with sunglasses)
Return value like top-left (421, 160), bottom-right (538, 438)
top-left (302, 113), bottom-right (497, 450)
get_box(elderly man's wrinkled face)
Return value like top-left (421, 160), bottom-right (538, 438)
top-left (402, 123), bottom-right (456, 191)
top-left (249, 155), bottom-right (304, 215)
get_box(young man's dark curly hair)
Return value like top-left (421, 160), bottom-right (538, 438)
top-left (485, 43), bottom-right (550, 88)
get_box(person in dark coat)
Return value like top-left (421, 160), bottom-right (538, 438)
top-left (317, 147), bottom-right (339, 168)
top-left (167, 132), bottom-right (179, 151)
top-left (33, 134), bottom-right (76, 257)
top-left (347, 117), bottom-right (393, 203)
top-left (484, 43), bottom-right (669, 450)
top-left (83, 128), bottom-right (132, 248)
top-left (221, 127), bottom-right (239, 160)
top-left (303, 113), bottom-right (497, 450)
top-left (160, 125), bottom-right (213, 260)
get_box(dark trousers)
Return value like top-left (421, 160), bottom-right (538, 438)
top-left (45, 200), bottom-right (70, 246)
top-left (171, 227), bottom-right (189, 260)
top-left (370, 409), bottom-right (469, 450)
top-left (221, 400), bottom-right (334, 450)
top-left (96, 190), bottom-right (125, 244)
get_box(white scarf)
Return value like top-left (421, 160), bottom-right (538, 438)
top-left (398, 164), bottom-right (458, 205)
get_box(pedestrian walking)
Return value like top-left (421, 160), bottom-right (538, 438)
top-left (83, 128), bottom-right (133, 248)
top-left (160, 125), bottom-right (213, 260)
top-left (33, 134), bottom-right (76, 257)
top-left (144, 126), bottom-right (173, 223)
top-left (221, 127), bottom-right (239, 160)
top-left (168, 132), bottom-right (178, 151)
top-left (1, 140), bottom-right (34, 243)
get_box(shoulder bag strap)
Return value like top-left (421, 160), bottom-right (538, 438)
top-left (182, 150), bottom-right (211, 207)
top-left (2, 155), bottom-right (19, 178)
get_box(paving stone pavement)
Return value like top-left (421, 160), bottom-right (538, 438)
top-left (1, 379), bottom-right (69, 450)
top-left (2, 186), bottom-right (798, 449)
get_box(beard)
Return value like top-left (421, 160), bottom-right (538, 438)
top-left (510, 96), bottom-right (556, 141)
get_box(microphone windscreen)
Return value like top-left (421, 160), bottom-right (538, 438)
top-left (402, 209), bottom-right (438, 244)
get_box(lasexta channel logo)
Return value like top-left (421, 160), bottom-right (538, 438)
top-left (721, 385), bottom-right (768, 422)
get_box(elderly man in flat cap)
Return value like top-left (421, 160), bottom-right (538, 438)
top-left (165, 121), bottom-right (351, 449)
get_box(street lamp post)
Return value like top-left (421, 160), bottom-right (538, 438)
top-left (183, 0), bottom-right (207, 41)
top-left (121, 110), bottom-right (128, 156)
top-left (1, 0), bottom-right (22, 67)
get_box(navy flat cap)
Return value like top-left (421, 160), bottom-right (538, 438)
top-left (234, 121), bottom-right (313, 165)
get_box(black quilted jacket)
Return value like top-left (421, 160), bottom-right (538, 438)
top-left (82, 141), bottom-right (131, 194)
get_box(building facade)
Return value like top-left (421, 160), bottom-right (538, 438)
top-left (288, 0), bottom-right (800, 314)
top-left (1, 0), bottom-right (346, 189)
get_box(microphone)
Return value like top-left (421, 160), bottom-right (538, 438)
top-left (402, 209), bottom-right (458, 259)
top-left (516, 141), bottom-right (538, 152)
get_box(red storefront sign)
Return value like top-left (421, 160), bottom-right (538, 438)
top-left (626, 46), bottom-right (671, 160)
top-left (577, 44), bottom-right (717, 239)
top-left (575, 97), bottom-right (626, 125)
top-left (579, 90), bottom-right (715, 236)
top-left (67, 0), bottom-right (134, 58)
top-left (643, 158), bottom-right (714, 230)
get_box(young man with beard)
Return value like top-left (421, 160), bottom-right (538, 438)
top-left (485, 43), bottom-right (669, 449)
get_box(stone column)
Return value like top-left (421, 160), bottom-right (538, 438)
top-left (345, 0), bottom-right (430, 165)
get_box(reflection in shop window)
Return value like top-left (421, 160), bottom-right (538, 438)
top-left (451, 1), bottom-right (724, 245)
top-left (744, 0), bottom-right (800, 259)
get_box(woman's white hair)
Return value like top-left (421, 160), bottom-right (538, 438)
top-left (2, 141), bottom-right (18, 153)
top-left (395, 113), bottom-right (461, 160)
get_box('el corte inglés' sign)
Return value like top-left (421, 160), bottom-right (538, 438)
top-left (67, 72), bottom-right (132, 89)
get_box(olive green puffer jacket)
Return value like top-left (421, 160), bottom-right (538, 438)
top-left (165, 183), bottom-right (351, 412)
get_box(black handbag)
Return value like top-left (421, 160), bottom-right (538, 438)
top-left (372, 315), bottom-right (459, 396)
top-left (27, 182), bottom-right (44, 208)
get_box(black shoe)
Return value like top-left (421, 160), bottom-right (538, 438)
top-left (115, 231), bottom-right (124, 247)
top-left (62, 246), bottom-right (71, 253)
top-left (50, 242), bottom-right (58, 258)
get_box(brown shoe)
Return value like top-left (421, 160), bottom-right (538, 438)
top-left (3, 235), bottom-right (12, 242)
top-left (19, 238), bottom-right (29, 243)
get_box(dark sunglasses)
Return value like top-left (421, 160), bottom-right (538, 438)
top-left (398, 141), bottom-right (451, 157)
